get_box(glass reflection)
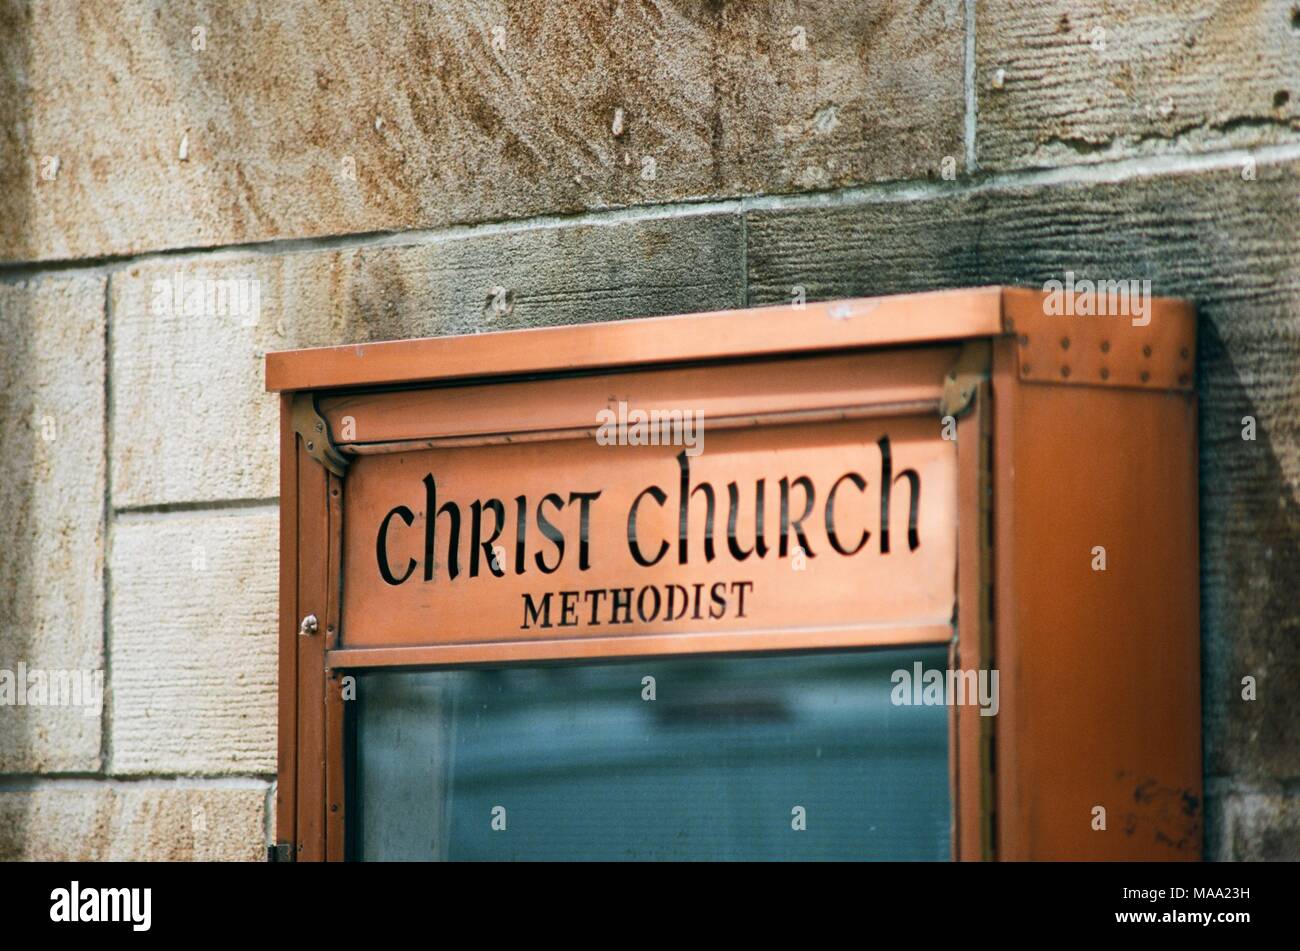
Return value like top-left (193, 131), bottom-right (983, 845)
top-left (354, 646), bottom-right (950, 860)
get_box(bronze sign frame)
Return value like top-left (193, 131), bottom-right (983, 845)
top-left (267, 286), bottom-right (1202, 862)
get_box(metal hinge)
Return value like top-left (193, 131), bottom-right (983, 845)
top-left (940, 340), bottom-right (991, 419)
top-left (291, 391), bottom-right (349, 477)
top-left (267, 842), bottom-right (295, 862)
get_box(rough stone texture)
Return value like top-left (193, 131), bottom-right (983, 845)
top-left (110, 212), bottom-right (744, 507)
top-left (0, 0), bottom-right (964, 263)
top-left (746, 156), bottom-right (1300, 805)
top-left (1206, 785), bottom-right (1300, 860)
top-left (3, 0), bottom-right (1296, 864)
top-left (110, 514), bottom-right (278, 775)
top-left (977, 1), bottom-right (1300, 170)
top-left (0, 275), bottom-right (105, 773)
top-left (0, 783), bottom-right (269, 860)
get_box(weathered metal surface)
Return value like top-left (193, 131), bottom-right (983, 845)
top-left (341, 413), bottom-right (958, 651)
top-left (314, 347), bottom-right (959, 447)
top-left (266, 288), bottom-right (1004, 393)
top-left (1002, 287), bottom-right (1196, 391)
top-left (992, 341), bottom-right (1201, 860)
top-left (273, 288), bottom-right (1203, 860)
top-left (291, 392), bottom-right (349, 477)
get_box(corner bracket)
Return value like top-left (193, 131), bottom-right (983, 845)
top-left (291, 392), bottom-right (349, 477)
top-left (940, 340), bottom-right (991, 419)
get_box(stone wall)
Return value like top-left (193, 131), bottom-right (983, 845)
top-left (1, 0), bottom-right (1296, 860)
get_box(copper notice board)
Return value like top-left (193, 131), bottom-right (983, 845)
top-left (266, 286), bottom-right (1202, 862)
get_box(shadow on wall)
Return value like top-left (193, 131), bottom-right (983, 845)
top-left (1196, 316), bottom-right (1300, 860)
top-left (745, 173), bottom-right (1300, 859)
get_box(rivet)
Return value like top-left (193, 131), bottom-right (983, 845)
top-left (299, 614), bottom-right (320, 636)
top-left (1100, 340), bottom-right (1110, 353)
top-left (1142, 345), bottom-right (1152, 357)
top-left (1100, 367), bottom-right (1110, 380)
top-left (1140, 370), bottom-right (1150, 382)
top-left (1061, 365), bottom-right (1071, 378)
top-left (1061, 336), bottom-right (1070, 350)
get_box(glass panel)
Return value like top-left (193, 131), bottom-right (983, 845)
top-left (353, 646), bottom-right (951, 860)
